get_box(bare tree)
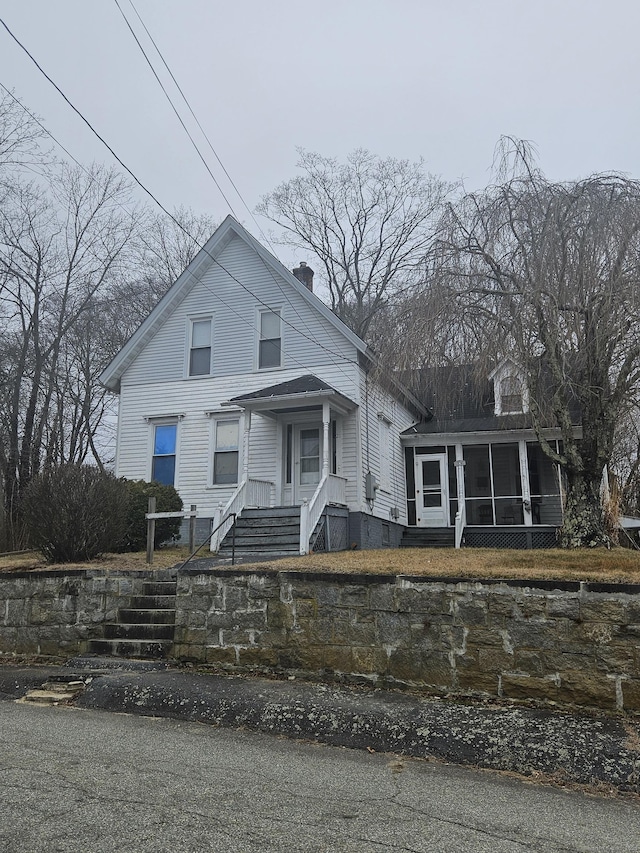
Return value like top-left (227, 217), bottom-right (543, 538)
top-left (107, 207), bottom-right (217, 353)
top-left (435, 140), bottom-right (640, 547)
top-left (257, 149), bottom-right (453, 340)
top-left (0, 163), bottom-right (137, 548)
top-left (0, 88), bottom-right (47, 173)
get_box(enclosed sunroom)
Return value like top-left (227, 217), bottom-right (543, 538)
top-left (401, 362), bottom-right (568, 549)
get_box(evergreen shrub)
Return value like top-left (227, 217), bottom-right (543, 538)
top-left (120, 479), bottom-right (183, 551)
top-left (22, 464), bottom-right (129, 563)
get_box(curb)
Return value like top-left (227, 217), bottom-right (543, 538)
top-left (3, 660), bottom-right (639, 793)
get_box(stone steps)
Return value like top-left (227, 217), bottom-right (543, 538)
top-left (88, 577), bottom-right (177, 660)
top-left (103, 623), bottom-right (174, 641)
top-left (88, 639), bottom-right (172, 659)
top-left (18, 678), bottom-right (87, 706)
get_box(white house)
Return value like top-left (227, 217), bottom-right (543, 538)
top-left (100, 215), bottom-right (426, 555)
top-left (102, 216), bottom-right (576, 553)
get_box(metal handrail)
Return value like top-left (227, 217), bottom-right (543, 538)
top-left (178, 512), bottom-right (237, 570)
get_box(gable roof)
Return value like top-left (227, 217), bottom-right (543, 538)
top-left (229, 374), bottom-right (339, 402)
top-left (99, 215), bottom-right (372, 393)
top-left (225, 373), bottom-right (357, 416)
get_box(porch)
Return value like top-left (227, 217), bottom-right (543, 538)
top-left (403, 437), bottom-right (564, 549)
top-left (211, 375), bottom-right (355, 555)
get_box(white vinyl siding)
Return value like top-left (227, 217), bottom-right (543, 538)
top-left (356, 370), bottom-right (415, 522)
top-left (121, 235), bottom-right (357, 387)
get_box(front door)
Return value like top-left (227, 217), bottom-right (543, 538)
top-left (415, 454), bottom-right (448, 527)
top-left (294, 423), bottom-right (322, 504)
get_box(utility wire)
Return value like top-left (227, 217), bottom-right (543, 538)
top-left (125, 0), bottom-right (278, 256)
top-left (0, 82), bottom-right (349, 382)
top-left (112, 0), bottom-right (239, 219)
top-left (0, 15), bottom-right (360, 377)
top-left (115, 0), bottom-right (330, 374)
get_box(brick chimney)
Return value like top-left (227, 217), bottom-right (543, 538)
top-left (292, 261), bottom-right (314, 292)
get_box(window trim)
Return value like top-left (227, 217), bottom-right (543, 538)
top-left (187, 315), bottom-right (213, 378)
top-left (149, 418), bottom-right (180, 486)
top-left (378, 414), bottom-right (391, 492)
top-left (494, 371), bottom-right (529, 416)
top-left (208, 414), bottom-right (242, 487)
top-left (256, 306), bottom-right (282, 371)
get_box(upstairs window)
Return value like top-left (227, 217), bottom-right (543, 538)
top-left (258, 309), bottom-right (281, 369)
top-left (213, 419), bottom-right (240, 484)
top-left (498, 374), bottom-right (525, 415)
top-left (189, 318), bottom-right (212, 376)
top-left (152, 423), bottom-right (177, 485)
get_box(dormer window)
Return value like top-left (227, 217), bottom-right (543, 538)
top-left (490, 362), bottom-right (528, 416)
top-left (500, 374), bottom-right (524, 414)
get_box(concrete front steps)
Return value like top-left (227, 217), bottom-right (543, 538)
top-left (219, 506), bottom-right (301, 558)
top-left (88, 579), bottom-right (177, 659)
top-left (400, 528), bottom-right (455, 548)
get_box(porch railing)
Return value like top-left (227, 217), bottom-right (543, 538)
top-left (328, 473), bottom-right (347, 505)
top-left (300, 474), bottom-right (347, 555)
top-left (246, 478), bottom-right (276, 508)
top-left (210, 478), bottom-right (275, 552)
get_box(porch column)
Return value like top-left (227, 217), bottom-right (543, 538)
top-left (322, 401), bottom-right (330, 479)
top-left (455, 445), bottom-right (466, 513)
top-left (242, 411), bottom-right (251, 481)
top-left (518, 440), bottom-right (532, 525)
top-left (454, 445), bottom-right (466, 549)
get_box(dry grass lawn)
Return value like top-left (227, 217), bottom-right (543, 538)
top-left (2, 545), bottom-right (640, 584)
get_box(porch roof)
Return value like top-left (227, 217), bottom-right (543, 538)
top-left (223, 374), bottom-right (357, 416)
top-left (402, 414), bottom-right (534, 436)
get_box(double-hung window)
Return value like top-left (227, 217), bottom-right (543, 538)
top-left (189, 318), bottom-right (212, 376)
top-left (258, 309), bottom-right (281, 369)
top-left (152, 423), bottom-right (177, 485)
top-left (213, 419), bottom-right (240, 484)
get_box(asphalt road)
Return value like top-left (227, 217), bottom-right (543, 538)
top-left (1, 701), bottom-right (639, 853)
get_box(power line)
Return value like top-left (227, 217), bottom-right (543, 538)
top-left (125, 0), bottom-right (278, 256)
top-left (112, 0), bottom-right (239, 219)
top-left (0, 15), bottom-right (360, 379)
top-left (113, 0), bottom-right (332, 373)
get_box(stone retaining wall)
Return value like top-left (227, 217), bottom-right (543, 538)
top-left (2, 568), bottom-right (640, 712)
top-left (0, 571), bottom-right (151, 657)
top-left (173, 571), bottom-right (640, 713)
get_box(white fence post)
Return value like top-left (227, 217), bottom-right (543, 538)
top-left (299, 499), bottom-right (309, 555)
top-left (210, 503), bottom-right (223, 552)
top-left (188, 504), bottom-right (197, 552)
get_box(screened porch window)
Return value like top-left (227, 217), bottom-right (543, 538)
top-left (464, 443), bottom-right (523, 525)
top-left (527, 442), bottom-right (562, 525)
top-left (462, 441), bottom-right (562, 525)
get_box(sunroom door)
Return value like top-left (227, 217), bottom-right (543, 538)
top-left (415, 453), bottom-right (448, 527)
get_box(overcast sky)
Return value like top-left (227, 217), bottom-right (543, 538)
top-left (1, 0), bottom-right (639, 244)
